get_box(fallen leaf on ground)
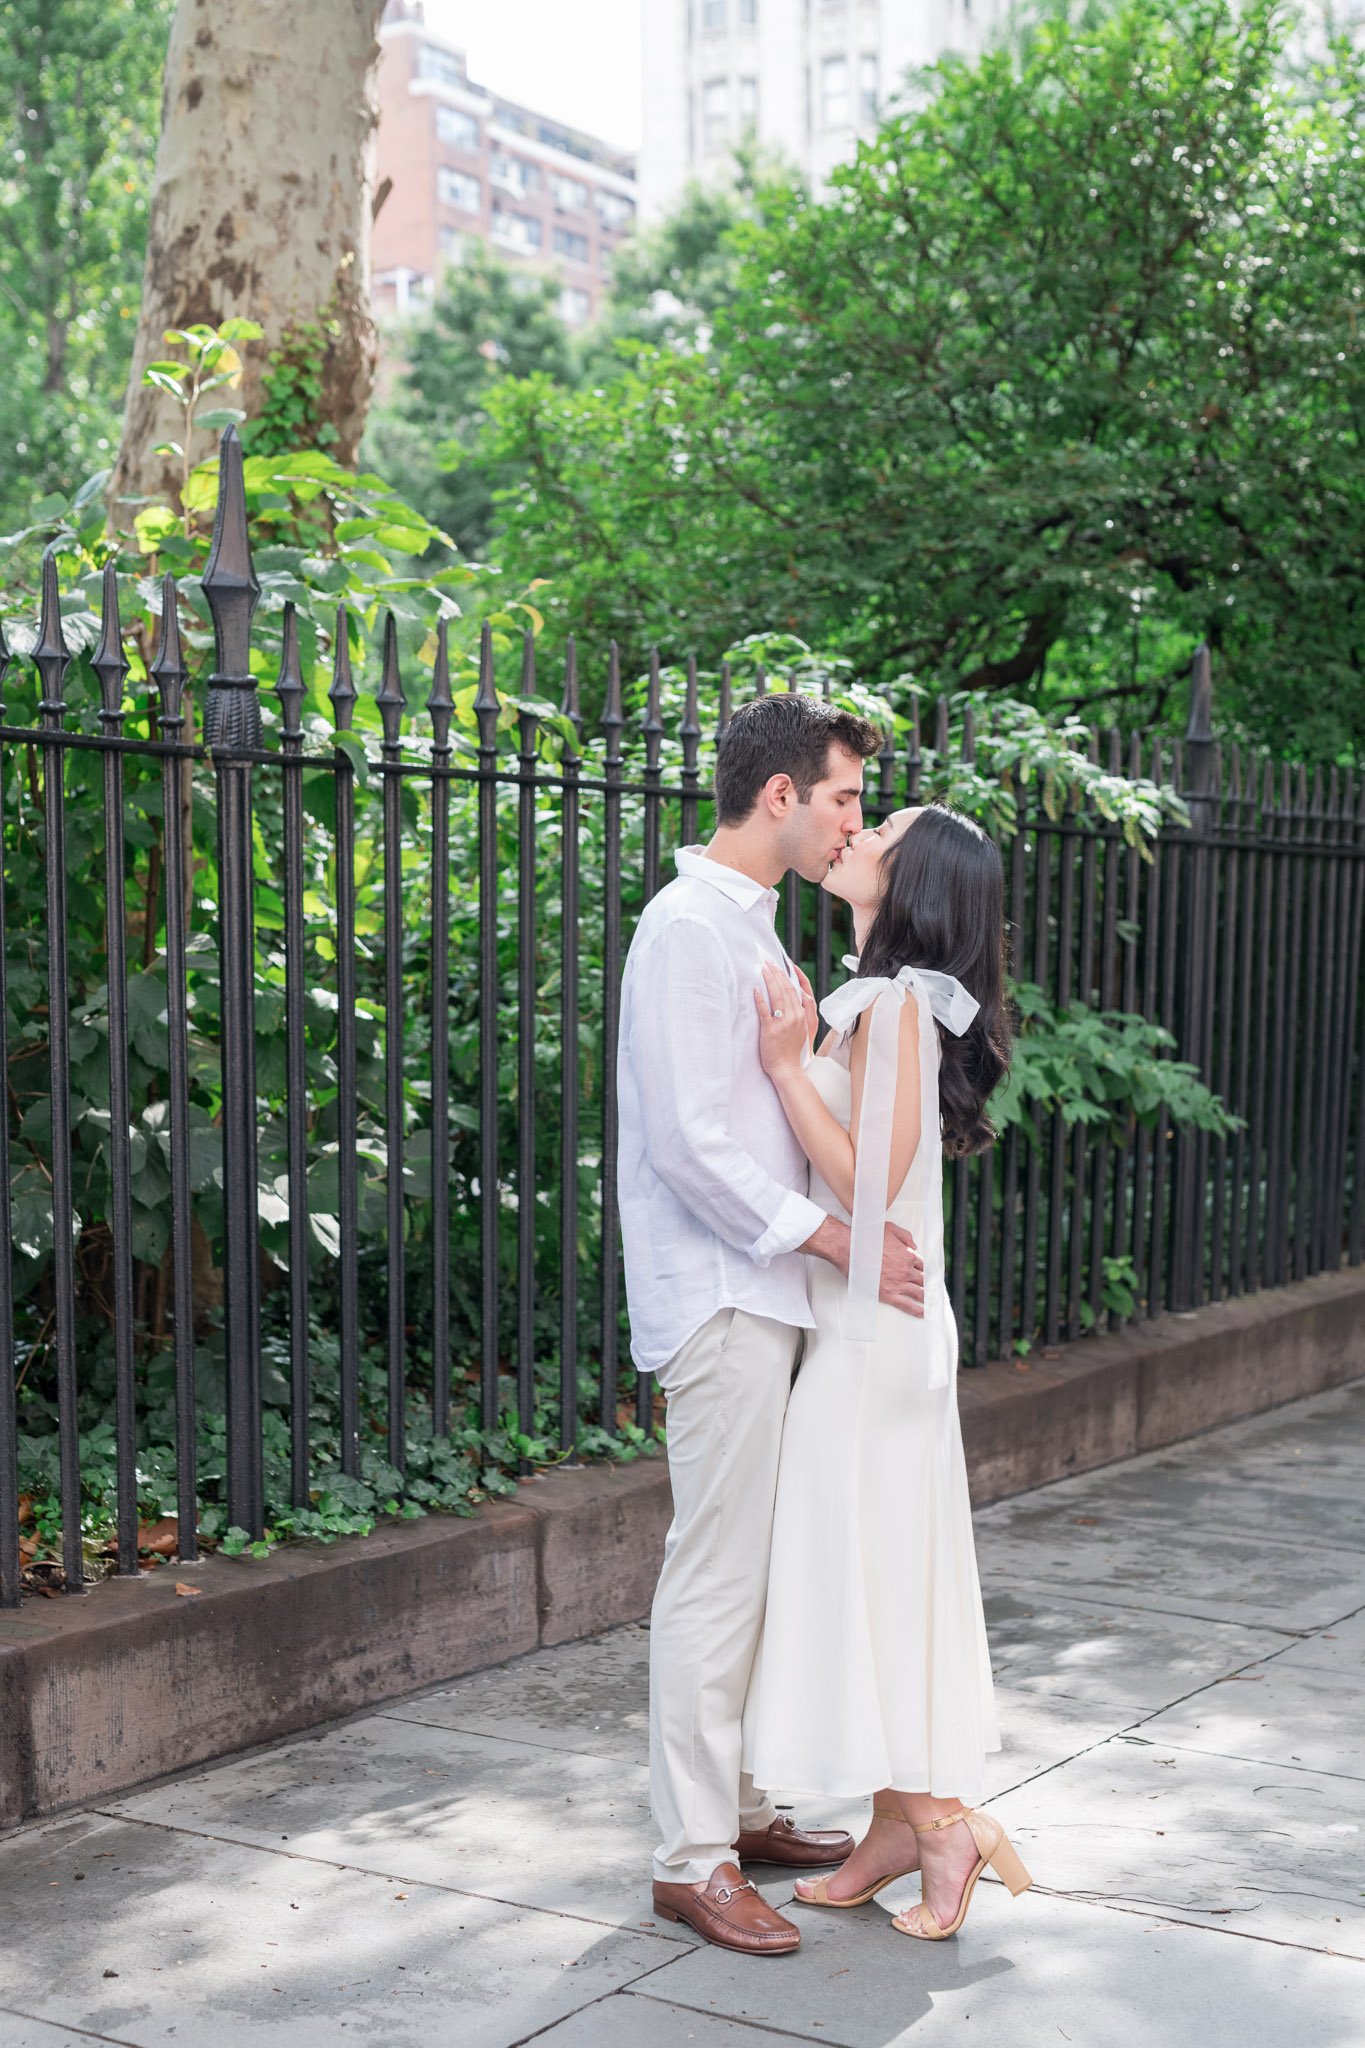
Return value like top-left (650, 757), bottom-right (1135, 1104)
top-left (173, 1581), bottom-right (202, 1598)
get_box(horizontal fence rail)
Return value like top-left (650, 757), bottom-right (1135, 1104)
top-left (0, 430), bottom-right (1362, 1601)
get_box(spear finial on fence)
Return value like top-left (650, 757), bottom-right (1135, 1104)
top-left (91, 561), bottom-right (129, 728)
top-left (754, 662), bottom-right (767, 697)
top-left (643, 649), bottom-right (664, 770)
top-left (149, 572), bottom-right (187, 731)
top-left (718, 659), bottom-right (732, 741)
top-left (561, 634), bottom-right (581, 732)
top-left (681, 653), bottom-right (701, 757)
top-left (474, 620), bottom-right (499, 755)
top-left (275, 603), bottom-right (305, 740)
top-left (34, 548), bottom-right (70, 727)
top-left (428, 617), bottom-right (454, 755)
top-left (934, 693), bottom-right (949, 757)
top-left (877, 709), bottom-right (896, 821)
top-left (519, 625), bottom-right (536, 700)
top-left (1183, 642), bottom-right (1215, 827)
top-left (202, 426), bottom-right (261, 750)
top-left (603, 640), bottom-right (624, 755)
top-left (329, 605), bottom-right (356, 732)
top-left (376, 612), bottom-right (405, 751)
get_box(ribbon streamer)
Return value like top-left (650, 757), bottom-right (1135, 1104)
top-left (818, 954), bottom-right (979, 1386)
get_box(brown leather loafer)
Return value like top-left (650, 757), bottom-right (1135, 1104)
top-left (652, 1860), bottom-right (801, 1955)
top-left (733, 1814), bottom-right (856, 1868)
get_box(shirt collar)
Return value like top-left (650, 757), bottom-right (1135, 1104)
top-left (675, 844), bottom-right (779, 913)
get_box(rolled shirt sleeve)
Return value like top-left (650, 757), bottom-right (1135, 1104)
top-left (630, 917), bottom-right (827, 1264)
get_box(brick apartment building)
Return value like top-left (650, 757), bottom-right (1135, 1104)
top-left (373, 2), bottom-right (638, 328)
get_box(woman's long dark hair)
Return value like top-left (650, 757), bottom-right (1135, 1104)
top-left (856, 806), bottom-right (1012, 1158)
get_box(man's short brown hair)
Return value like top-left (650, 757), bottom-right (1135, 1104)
top-left (713, 693), bottom-right (882, 827)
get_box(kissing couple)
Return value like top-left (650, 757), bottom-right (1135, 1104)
top-left (617, 692), bottom-right (1034, 1956)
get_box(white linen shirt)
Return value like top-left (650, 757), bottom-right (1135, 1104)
top-left (618, 846), bottom-right (827, 1372)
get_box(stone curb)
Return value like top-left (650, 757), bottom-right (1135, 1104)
top-left (1, 1267), bottom-right (1361, 1830)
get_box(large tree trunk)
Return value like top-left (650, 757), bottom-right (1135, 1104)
top-left (111, 0), bottom-right (386, 514)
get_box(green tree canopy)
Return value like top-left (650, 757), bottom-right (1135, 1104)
top-left (481, 0), bottom-right (1365, 755)
top-left (0, 0), bottom-right (171, 529)
top-left (361, 251), bottom-right (577, 558)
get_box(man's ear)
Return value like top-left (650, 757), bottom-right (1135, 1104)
top-left (765, 772), bottom-right (796, 817)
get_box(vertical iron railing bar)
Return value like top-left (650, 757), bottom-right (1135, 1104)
top-left (1333, 774), bottom-right (1363, 1264)
top-left (0, 625), bottom-right (17, 1606)
top-left (475, 623), bottom-right (501, 1430)
top-left (1149, 741), bottom-right (1183, 1316)
top-left (91, 567), bottom-right (139, 1573)
top-left (516, 636), bottom-right (540, 1458)
top-left (377, 614), bottom-right (408, 1474)
top-left (202, 427), bottom-right (263, 1537)
top-left (275, 604), bottom-right (311, 1509)
top-left (1020, 804), bottom-right (1050, 1347)
top-left (1293, 767), bottom-right (1322, 1281)
top-left (559, 641), bottom-right (583, 1457)
top-left (1327, 770), bottom-right (1357, 1267)
top-left (1246, 760), bottom-right (1277, 1292)
top-left (1044, 774), bottom-right (1078, 1346)
top-left (329, 608), bottom-right (362, 1474)
top-left (600, 644), bottom-right (625, 1433)
top-left (1068, 731), bottom-right (1100, 1341)
top-left (1131, 741), bottom-right (1164, 1311)
top-left (1278, 767), bottom-right (1308, 1281)
top-left (717, 658), bottom-right (732, 742)
top-left (997, 765), bottom-right (1026, 1361)
top-left (1263, 769), bottom-right (1291, 1287)
top-left (1346, 774), bottom-right (1365, 1263)
top-left (1109, 733), bottom-right (1144, 1327)
top-left (971, 706), bottom-right (996, 1363)
top-left (642, 650), bottom-right (665, 908)
top-left (1209, 747), bottom-right (1238, 1302)
top-left (428, 621), bottom-right (454, 1437)
top-left (680, 653), bottom-right (701, 850)
top-left (1228, 750), bottom-right (1257, 1297)
top-left (1172, 650), bottom-right (1214, 1310)
top-left (1089, 733), bottom-right (1120, 1332)
top-left (149, 571), bottom-right (199, 1558)
top-left (33, 552), bottom-right (82, 1589)
top-left (1309, 770), bottom-right (1338, 1275)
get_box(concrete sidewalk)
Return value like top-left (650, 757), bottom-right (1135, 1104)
top-left (0, 1381), bottom-right (1361, 2048)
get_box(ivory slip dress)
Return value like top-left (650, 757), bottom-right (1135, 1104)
top-left (741, 960), bottom-right (1000, 1803)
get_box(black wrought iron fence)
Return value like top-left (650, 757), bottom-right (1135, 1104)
top-left (1, 431), bottom-right (1362, 1605)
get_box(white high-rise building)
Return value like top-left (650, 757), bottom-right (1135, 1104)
top-left (638, 0), bottom-right (1013, 219)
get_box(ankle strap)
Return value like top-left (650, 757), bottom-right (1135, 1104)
top-left (912, 1808), bottom-right (971, 1834)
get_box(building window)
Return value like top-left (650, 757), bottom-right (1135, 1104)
top-left (417, 44), bottom-right (464, 89)
top-left (702, 0), bottom-right (726, 27)
top-left (859, 52), bottom-right (878, 121)
top-left (559, 285), bottom-right (591, 325)
top-left (437, 166), bottom-right (481, 213)
top-left (438, 227), bottom-right (467, 264)
top-left (595, 188), bottom-right (634, 230)
top-left (739, 0), bottom-right (757, 20)
top-left (490, 150), bottom-right (542, 197)
top-left (821, 54), bottom-right (849, 129)
top-left (551, 171), bottom-right (590, 211)
top-left (553, 226), bottom-right (590, 262)
top-left (491, 206), bottom-right (543, 252)
top-left (702, 77), bottom-right (729, 152)
top-left (436, 106), bottom-right (478, 151)
top-left (738, 76), bottom-right (758, 130)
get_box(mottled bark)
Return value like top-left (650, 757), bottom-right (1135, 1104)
top-left (111, 0), bottom-right (386, 514)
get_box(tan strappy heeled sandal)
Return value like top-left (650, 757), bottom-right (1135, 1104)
top-left (794, 1802), bottom-right (922, 1909)
top-left (890, 1807), bottom-right (1032, 1939)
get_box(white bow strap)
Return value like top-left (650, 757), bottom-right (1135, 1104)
top-left (817, 956), bottom-right (978, 1382)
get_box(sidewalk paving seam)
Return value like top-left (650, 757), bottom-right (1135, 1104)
top-left (977, 1581), bottom-right (1328, 1633)
top-left (1019, 1882), bottom-right (1365, 1958)
top-left (82, 1805), bottom-right (693, 1948)
top-left (372, 1709), bottom-right (644, 1767)
top-left (0, 2005), bottom-right (139, 2047)
top-left (619, 1985), bottom-right (844, 2047)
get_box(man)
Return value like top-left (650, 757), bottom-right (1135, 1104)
top-left (618, 693), bottom-right (927, 1957)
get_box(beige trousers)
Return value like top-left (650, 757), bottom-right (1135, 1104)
top-left (648, 1305), bottom-right (802, 1884)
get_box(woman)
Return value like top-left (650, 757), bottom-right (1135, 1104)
top-left (740, 804), bottom-right (1032, 1941)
